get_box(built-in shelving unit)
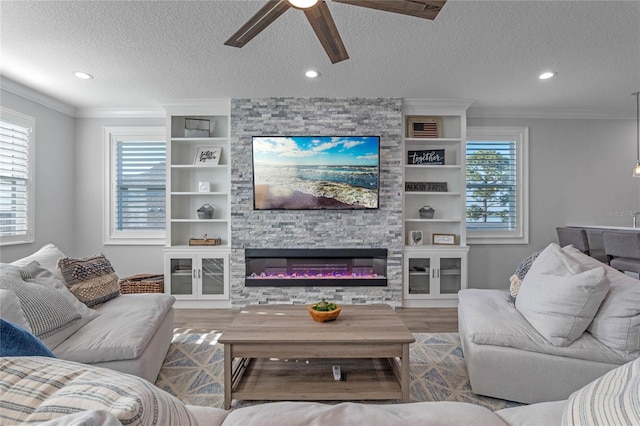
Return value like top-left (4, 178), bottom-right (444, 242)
top-left (164, 100), bottom-right (232, 308)
top-left (402, 99), bottom-right (473, 307)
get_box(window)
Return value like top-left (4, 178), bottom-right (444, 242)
top-left (104, 126), bottom-right (166, 245)
top-left (0, 107), bottom-right (35, 246)
top-left (466, 126), bottom-right (529, 244)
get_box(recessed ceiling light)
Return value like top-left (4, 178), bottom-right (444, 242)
top-left (538, 71), bottom-right (557, 80)
top-left (305, 70), bottom-right (319, 78)
top-left (74, 71), bottom-right (94, 80)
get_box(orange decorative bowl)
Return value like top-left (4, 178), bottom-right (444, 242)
top-left (307, 304), bottom-right (342, 322)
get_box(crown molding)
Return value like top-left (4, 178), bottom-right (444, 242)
top-left (1, 77), bottom-right (76, 117)
top-left (75, 107), bottom-right (165, 118)
top-left (467, 107), bottom-right (634, 120)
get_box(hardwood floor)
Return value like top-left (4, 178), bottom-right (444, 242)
top-left (173, 307), bottom-right (458, 334)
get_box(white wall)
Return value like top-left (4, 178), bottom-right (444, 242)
top-left (73, 116), bottom-right (166, 277)
top-left (467, 116), bottom-right (639, 289)
top-left (0, 89), bottom-right (76, 262)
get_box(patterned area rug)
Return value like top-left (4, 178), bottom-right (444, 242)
top-left (155, 329), bottom-right (521, 411)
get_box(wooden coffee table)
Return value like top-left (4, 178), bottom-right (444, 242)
top-left (218, 304), bottom-right (415, 409)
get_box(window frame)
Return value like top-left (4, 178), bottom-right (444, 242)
top-left (0, 107), bottom-right (35, 246)
top-left (103, 126), bottom-right (166, 246)
top-left (465, 126), bottom-right (529, 244)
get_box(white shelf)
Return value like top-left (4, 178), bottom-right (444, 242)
top-left (171, 192), bottom-right (227, 196)
top-left (405, 138), bottom-right (461, 144)
top-left (170, 164), bottom-right (228, 169)
top-left (404, 165), bottom-right (461, 170)
top-left (171, 137), bottom-right (228, 143)
top-left (405, 192), bottom-right (461, 196)
top-left (170, 219), bottom-right (228, 223)
top-left (405, 219), bottom-right (461, 223)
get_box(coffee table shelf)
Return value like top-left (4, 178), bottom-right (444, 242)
top-left (231, 357), bottom-right (403, 402)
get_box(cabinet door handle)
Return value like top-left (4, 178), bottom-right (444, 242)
top-left (437, 269), bottom-right (440, 279)
top-left (432, 269), bottom-right (435, 279)
top-left (193, 269), bottom-right (196, 279)
top-left (198, 269), bottom-right (201, 279)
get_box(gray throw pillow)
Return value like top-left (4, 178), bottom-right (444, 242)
top-left (0, 264), bottom-right (81, 339)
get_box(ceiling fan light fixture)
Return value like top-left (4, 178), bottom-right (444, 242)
top-left (288, 0), bottom-right (318, 9)
top-left (305, 70), bottom-right (320, 78)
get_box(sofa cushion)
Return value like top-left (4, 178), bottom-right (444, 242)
top-left (0, 356), bottom-right (197, 425)
top-left (0, 288), bottom-right (32, 332)
top-left (53, 293), bottom-right (175, 363)
top-left (57, 254), bottom-right (120, 307)
top-left (222, 401), bottom-right (505, 426)
top-left (0, 264), bottom-right (81, 339)
top-left (563, 357), bottom-right (640, 425)
top-left (22, 261), bottom-right (100, 349)
top-left (515, 243), bottom-right (609, 346)
top-left (495, 400), bottom-right (566, 426)
top-left (0, 319), bottom-right (56, 357)
top-left (563, 245), bottom-right (640, 357)
top-left (10, 243), bottom-right (66, 274)
top-left (458, 289), bottom-right (631, 364)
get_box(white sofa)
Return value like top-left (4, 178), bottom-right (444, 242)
top-left (1, 353), bottom-right (639, 425)
top-left (1, 244), bottom-right (174, 383)
top-left (459, 244), bottom-right (640, 404)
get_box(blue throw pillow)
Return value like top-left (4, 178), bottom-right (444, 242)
top-left (0, 319), bottom-right (56, 357)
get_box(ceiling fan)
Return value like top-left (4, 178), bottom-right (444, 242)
top-left (224, 0), bottom-right (447, 64)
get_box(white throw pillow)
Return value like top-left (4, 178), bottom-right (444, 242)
top-left (563, 245), bottom-right (640, 357)
top-left (515, 243), bottom-right (609, 346)
top-left (0, 289), bottom-right (32, 332)
top-left (10, 243), bottom-right (66, 274)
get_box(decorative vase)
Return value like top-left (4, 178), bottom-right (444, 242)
top-left (419, 206), bottom-right (435, 219)
top-left (197, 204), bottom-right (215, 219)
top-left (307, 304), bottom-right (342, 322)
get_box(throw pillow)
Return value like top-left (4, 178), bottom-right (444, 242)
top-left (509, 251), bottom-right (540, 298)
top-left (0, 264), bottom-right (81, 339)
top-left (515, 243), bottom-right (609, 347)
top-left (0, 319), bottom-right (56, 357)
top-left (0, 357), bottom-right (198, 424)
top-left (57, 255), bottom-right (120, 308)
top-left (10, 243), bottom-right (67, 274)
top-left (0, 289), bottom-right (32, 332)
top-left (563, 245), bottom-right (640, 357)
top-left (562, 357), bottom-right (640, 425)
top-left (23, 261), bottom-right (100, 350)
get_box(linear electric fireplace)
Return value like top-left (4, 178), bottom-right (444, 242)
top-left (245, 248), bottom-right (387, 287)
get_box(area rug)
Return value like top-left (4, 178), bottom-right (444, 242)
top-left (155, 329), bottom-right (522, 411)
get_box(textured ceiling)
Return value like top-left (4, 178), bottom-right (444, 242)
top-left (1, 0), bottom-right (639, 116)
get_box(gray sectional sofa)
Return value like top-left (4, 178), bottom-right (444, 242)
top-left (459, 244), bottom-right (640, 404)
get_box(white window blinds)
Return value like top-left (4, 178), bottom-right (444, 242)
top-left (0, 109), bottom-right (34, 244)
top-left (466, 141), bottom-right (518, 231)
top-left (115, 141), bottom-right (166, 231)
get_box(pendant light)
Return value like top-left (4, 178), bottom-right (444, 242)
top-left (632, 91), bottom-right (640, 177)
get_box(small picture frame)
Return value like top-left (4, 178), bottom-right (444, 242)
top-left (198, 182), bottom-right (210, 192)
top-left (193, 146), bottom-right (222, 166)
top-left (409, 230), bottom-right (424, 246)
top-left (432, 233), bottom-right (456, 245)
top-left (407, 116), bottom-right (443, 138)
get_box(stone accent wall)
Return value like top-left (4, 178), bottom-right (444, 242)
top-left (230, 98), bottom-right (403, 307)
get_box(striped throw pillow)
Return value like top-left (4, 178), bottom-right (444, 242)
top-left (562, 357), bottom-right (640, 425)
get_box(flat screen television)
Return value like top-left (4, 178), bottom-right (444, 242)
top-left (252, 136), bottom-right (380, 210)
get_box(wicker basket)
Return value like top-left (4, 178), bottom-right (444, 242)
top-left (119, 274), bottom-right (164, 294)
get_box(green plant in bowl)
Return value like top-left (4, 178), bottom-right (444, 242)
top-left (311, 298), bottom-right (338, 312)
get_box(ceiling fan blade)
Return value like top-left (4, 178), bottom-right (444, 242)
top-left (225, 0), bottom-right (291, 48)
top-left (304, 1), bottom-right (349, 64)
top-left (333, 0), bottom-right (446, 20)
